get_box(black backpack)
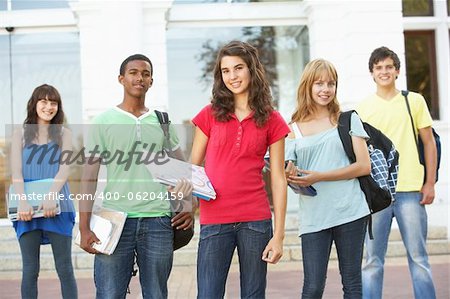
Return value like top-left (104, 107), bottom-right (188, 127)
top-left (338, 111), bottom-right (399, 238)
top-left (154, 110), bottom-right (194, 251)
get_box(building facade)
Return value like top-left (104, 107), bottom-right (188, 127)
top-left (0, 0), bottom-right (448, 233)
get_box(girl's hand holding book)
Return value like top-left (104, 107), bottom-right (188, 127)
top-left (287, 169), bottom-right (319, 187)
top-left (284, 161), bottom-right (298, 177)
top-left (39, 193), bottom-right (58, 218)
top-left (17, 200), bottom-right (34, 221)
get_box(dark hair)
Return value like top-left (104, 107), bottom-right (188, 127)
top-left (119, 54), bottom-right (153, 76)
top-left (368, 46), bottom-right (401, 72)
top-left (23, 84), bottom-right (64, 146)
top-left (211, 40), bottom-right (274, 127)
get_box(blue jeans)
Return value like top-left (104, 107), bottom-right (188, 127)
top-left (94, 217), bottom-right (173, 299)
top-left (362, 192), bottom-right (436, 299)
top-left (18, 230), bottom-right (77, 299)
top-left (197, 219), bottom-right (273, 299)
top-left (301, 216), bottom-right (368, 299)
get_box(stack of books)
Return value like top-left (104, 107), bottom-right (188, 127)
top-left (75, 206), bottom-right (127, 255)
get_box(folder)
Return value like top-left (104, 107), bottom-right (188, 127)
top-left (7, 178), bottom-right (61, 221)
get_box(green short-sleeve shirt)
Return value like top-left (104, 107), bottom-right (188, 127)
top-left (86, 107), bottom-right (180, 218)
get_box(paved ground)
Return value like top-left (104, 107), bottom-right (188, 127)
top-left (0, 255), bottom-right (448, 298)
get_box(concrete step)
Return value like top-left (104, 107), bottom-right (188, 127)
top-left (0, 220), bottom-right (448, 271)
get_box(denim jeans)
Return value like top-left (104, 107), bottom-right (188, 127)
top-left (197, 219), bottom-right (273, 299)
top-left (94, 217), bottom-right (173, 299)
top-left (18, 230), bottom-right (77, 299)
top-left (301, 216), bottom-right (368, 299)
top-left (362, 192), bottom-right (436, 299)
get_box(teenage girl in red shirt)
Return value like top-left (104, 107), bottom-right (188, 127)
top-left (191, 40), bottom-right (290, 299)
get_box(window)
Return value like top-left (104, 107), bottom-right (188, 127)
top-left (2, 32), bottom-right (82, 126)
top-left (173, 0), bottom-right (297, 3)
top-left (1, 0), bottom-right (74, 11)
top-left (167, 24), bottom-right (310, 209)
top-left (11, 0), bottom-right (71, 10)
top-left (404, 31), bottom-right (439, 119)
top-left (167, 25), bottom-right (310, 208)
top-left (0, 36), bottom-right (12, 125)
top-left (0, 32), bottom-right (81, 217)
top-left (166, 25), bottom-right (309, 124)
top-left (402, 0), bottom-right (433, 16)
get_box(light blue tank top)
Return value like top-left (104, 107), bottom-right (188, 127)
top-left (285, 113), bottom-right (370, 235)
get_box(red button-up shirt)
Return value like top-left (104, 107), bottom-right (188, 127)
top-left (192, 104), bottom-right (290, 224)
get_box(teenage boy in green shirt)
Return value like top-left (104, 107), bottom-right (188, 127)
top-left (79, 54), bottom-right (193, 298)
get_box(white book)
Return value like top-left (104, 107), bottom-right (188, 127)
top-left (145, 156), bottom-right (216, 201)
top-left (86, 214), bottom-right (113, 253)
top-left (75, 206), bottom-right (127, 255)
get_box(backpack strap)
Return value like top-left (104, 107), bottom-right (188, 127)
top-left (338, 110), bottom-right (375, 239)
top-left (337, 110), bottom-right (356, 163)
top-left (290, 123), bottom-right (303, 139)
top-left (401, 90), bottom-right (421, 159)
top-left (154, 110), bottom-right (173, 154)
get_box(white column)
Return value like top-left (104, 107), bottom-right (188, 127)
top-left (71, 0), bottom-right (172, 122)
top-left (142, 1), bottom-right (173, 112)
top-left (304, 0), bottom-right (405, 109)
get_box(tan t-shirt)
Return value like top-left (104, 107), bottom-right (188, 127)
top-left (357, 91), bottom-right (433, 192)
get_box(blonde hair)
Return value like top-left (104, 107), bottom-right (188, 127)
top-left (291, 59), bottom-right (340, 124)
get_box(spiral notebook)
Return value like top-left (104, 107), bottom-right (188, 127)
top-left (145, 157), bottom-right (216, 201)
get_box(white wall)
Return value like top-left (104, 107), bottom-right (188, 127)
top-left (71, 0), bottom-right (448, 232)
top-left (306, 0), bottom-right (448, 233)
top-left (305, 0), bottom-right (406, 109)
top-left (71, 0), bottom-right (173, 122)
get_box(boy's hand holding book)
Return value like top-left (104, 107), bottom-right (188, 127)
top-left (79, 225), bottom-right (101, 255)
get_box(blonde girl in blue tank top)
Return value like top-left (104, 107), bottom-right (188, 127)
top-left (285, 59), bottom-right (371, 299)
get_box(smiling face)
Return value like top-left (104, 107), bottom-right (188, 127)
top-left (220, 55), bottom-right (251, 98)
top-left (371, 57), bottom-right (399, 88)
top-left (36, 97), bottom-right (58, 124)
top-left (311, 74), bottom-right (337, 108)
top-left (119, 59), bottom-right (153, 99)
